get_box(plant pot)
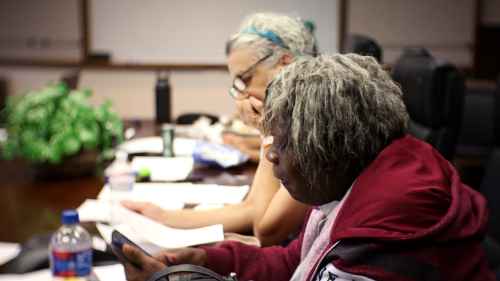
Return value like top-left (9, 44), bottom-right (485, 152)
top-left (32, 147), bottom-right (99, 178)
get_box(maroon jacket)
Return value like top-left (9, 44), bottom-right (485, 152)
top-left (202, 135), bottom-right (495, 280)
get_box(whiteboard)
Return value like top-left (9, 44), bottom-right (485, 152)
top-left (90, 0), bottom-right (340, 65)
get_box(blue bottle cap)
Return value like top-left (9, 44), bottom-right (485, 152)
top-left (62, 210), bottom-right (80, 224)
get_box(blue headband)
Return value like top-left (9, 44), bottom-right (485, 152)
top-left (241, 28), bottom-right (304, 56)
top-left (242, 28), bottom-right (285, 46)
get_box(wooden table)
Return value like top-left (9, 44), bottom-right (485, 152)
top-left (0, 120), bottom-right (257, 244)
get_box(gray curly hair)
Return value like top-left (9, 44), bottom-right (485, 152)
top-left (262, 53), bottom-right (410, 177)
top-left (226, 12), bottom-right (316, 67)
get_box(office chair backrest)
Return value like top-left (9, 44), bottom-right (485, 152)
top-left (478, 74), bottom-right (500, 274)
top-left (342, 35), bottom-right (382, 62)
top-left (494, 73), bottom-right (500, 146)
top-left (176, 113), bottom-right (218, 125)
top-left (59, 70), bottom-right (80, 90)
top-left (393, 47), bottom-right (465, 161)
top-left (0, 77), bottom-right (6, 111)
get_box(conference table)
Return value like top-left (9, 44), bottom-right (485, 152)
top-left (0, 120), bottom-right (258, 245)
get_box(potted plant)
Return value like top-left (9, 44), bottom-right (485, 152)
top-left (0, 81), bottom-right (123, 176)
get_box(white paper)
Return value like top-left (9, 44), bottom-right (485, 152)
top-left (96, 206), bottom-right (223, 250)
top-left (77, 199), bottom-right (111, 222)
top-left (93, 264), bottom-right (126, 281)
top-left (0, 242), bottom-right (21, 266)
top-left (77, 199), bottom-right (184, 223)
top-left (114, 204), bottom-right (224, 248)
top-left (131, 183), bottom-right (250, 204)
top-left (118, 136), bottom-right (197, 157)
top-left (98, 182), bottom-right (249, 205)
top-left (95, 223), bottom-right (165, 255)
top-left (0, 269), bottom-right (51, 281)
top-left (97, 182), bottom-right (191, 200)
top-left (131, 156), bottom-right (194, 181)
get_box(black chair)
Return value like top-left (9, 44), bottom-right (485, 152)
top-left (59, 69), bottom-right (80, 90)
top-left (480, 149), bottom-right (500, 278)
top-left (342, 35), bottom-right (382, 62)
top-left (476, 74), bottom-right (500, 278)
top-left (0, 77), bottom-right (6, 112)
top-left (176, 113), bottom-right (219, 125)
top-left (393, 48), bottom-right (465, 161)
top-left (456, 73), bottom-right (500, 158)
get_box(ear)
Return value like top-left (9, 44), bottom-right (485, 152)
top-left (278, 53), bottom-right (294, 67)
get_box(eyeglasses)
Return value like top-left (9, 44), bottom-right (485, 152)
top-left (229, 54), bottom-right (272, 99)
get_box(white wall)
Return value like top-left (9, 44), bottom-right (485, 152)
top-left (346, 0), bottom-right (476, 67)
top-left (0, 66), bottom-right (236, 120)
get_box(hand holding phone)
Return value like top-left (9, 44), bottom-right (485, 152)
top-left (111, 230), bottom-right (152, 258)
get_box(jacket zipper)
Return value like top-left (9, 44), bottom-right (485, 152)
top-left (308, 240), bottom-right (341, 281)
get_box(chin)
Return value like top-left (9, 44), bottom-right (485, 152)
top-left (286, 189), bottom-right (312, 205)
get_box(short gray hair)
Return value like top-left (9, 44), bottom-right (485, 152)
top-left (262, 53), bottom-right (410, 176)
top-left (226, 12), bottom-right (316, 67)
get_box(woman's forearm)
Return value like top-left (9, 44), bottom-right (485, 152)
top-left (159, 200), bottom-right (254, 233)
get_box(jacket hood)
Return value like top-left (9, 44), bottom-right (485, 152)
top-left (330, 135), bottom-right (489, 244)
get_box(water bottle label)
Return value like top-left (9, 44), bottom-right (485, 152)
top-left (51, 248), bottom-right (92, 277)
top-left (108, 174), bottom-right (135, 191)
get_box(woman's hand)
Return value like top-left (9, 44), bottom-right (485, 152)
top-left (222, 133), bottom-right (262, 164)
top-left (114, 245), bottom-right (207, 281)
top-left (121, 201), bottom-right (166, 224)
top-left (154, 248), bottom-right (207, 267)
top-left (113, 244), bottom-right (167, 281)
top-left (236, 96), bottom-right (263, 131)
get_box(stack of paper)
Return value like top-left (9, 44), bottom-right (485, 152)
top-left (97, 182), bottom-right (250, 205)
top-left (131, 156), bottom-right (194, 182)
top-left (0, 242), bottom-right (21, 266)
top-left (97, 203), bottom-right (224, 251)
top-left (117, 136), bottom-right (197, 157)
top-left (77, 199), bottom-right (185, 223)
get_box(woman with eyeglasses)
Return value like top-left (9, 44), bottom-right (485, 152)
top-left (122, 12), bottom-right (316, 247)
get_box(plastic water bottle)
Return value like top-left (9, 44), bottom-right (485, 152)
top-left (106, 150), bottom-right (135, 225)
top-left (49, 210), bottom-right (93, 280)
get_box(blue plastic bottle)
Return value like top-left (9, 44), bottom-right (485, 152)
top-left (49, 210), bottom-right (92, 280)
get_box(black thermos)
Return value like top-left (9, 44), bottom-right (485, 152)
top-left (156, 69), bottom-right (171, 124)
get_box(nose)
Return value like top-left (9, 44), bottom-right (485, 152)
top-left (266, 145), bottom-right (279, 165)
top-left (237, 90), bottom-right (249, 101)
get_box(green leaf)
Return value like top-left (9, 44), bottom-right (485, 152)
top-left (62, 136), bottom-right (81, 156)
top-left (5, 96), bottom-right (16, 110)
top-left (77, 126), bottom-right (100, 149)
top-left (26, 106), bottom-right (49, 126)
top-left (22, 139), bottom-right (49, 164)
top-left (47, 141), bottom-right (63, 165)
top-left (82, 87), bottom-right (92, 97)
top-left (1, 138), bottom-right (20, 162)
top-left (93, 106), bottom-right (108, 123)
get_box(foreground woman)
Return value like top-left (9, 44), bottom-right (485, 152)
top-left (117, 53), bottom-right (495, 280)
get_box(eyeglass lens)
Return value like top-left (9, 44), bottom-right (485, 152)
top-left (229, 54), bottom-right (272, 99)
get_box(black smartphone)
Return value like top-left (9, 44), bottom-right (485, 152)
top-left (111, 230), bottom-right (152, 257)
